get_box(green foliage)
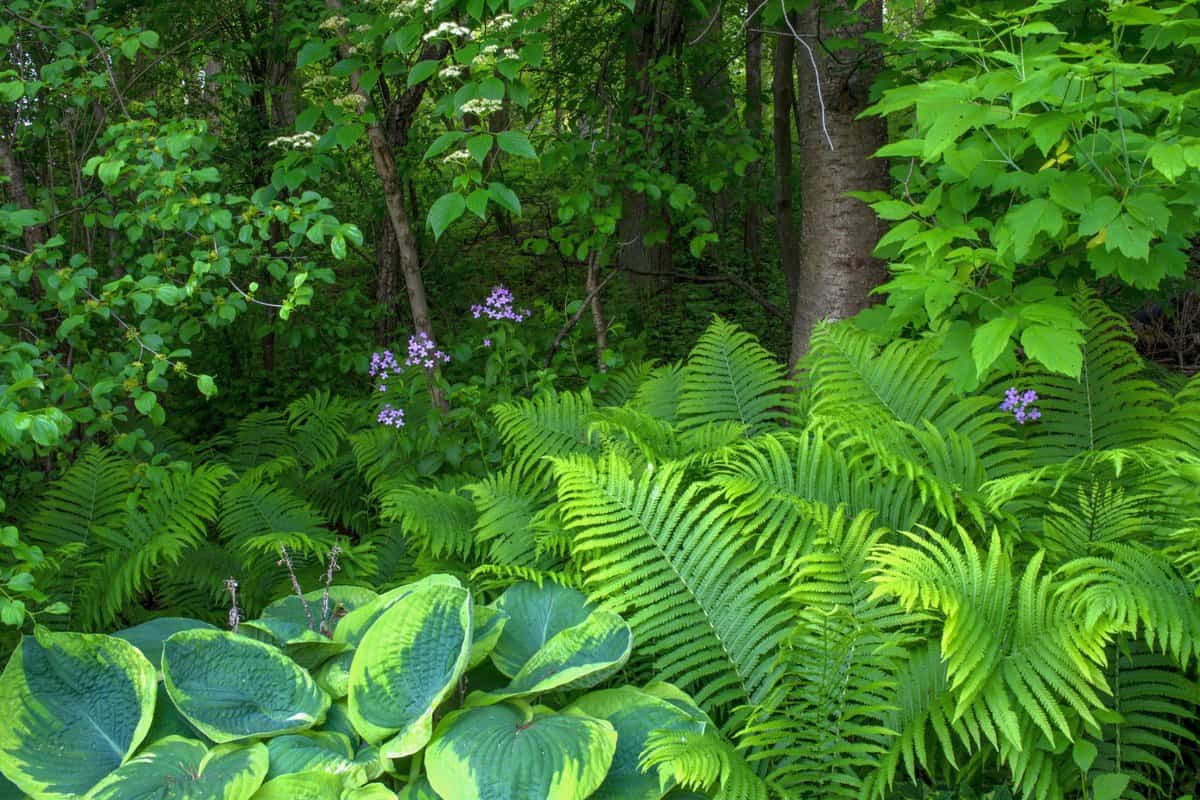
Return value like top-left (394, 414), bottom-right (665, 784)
top-left (859, 0), bottom-right (1200, 386)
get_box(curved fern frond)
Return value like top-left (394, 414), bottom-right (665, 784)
top-left (640, 728), bottom-right (768, 800)
top-left (677, 317), bottom-right (790, 433)
top-left (493, 389), bottom-right (599, 480)
top-left (219, 477), bottom-right (335, 558)
top-left (629, 362), bottom-right (685, 423)
top-left (554, 454), bottom-right (795, 713)
top-left (467, 468), bottom-right (553, 567)
top-left (24, 447), bottom-right (131, 553)
top-left (286, 390), bottom-right (355, 470)
top-left (378, 485), bottom-right (477, 560)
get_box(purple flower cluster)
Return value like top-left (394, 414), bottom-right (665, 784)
top-left (1000, 387), bottom-right (1042, 424)
top-left (377, 404), bottom-right (405, 428)
top-left (405, 331), bottom-right (451, 369)
top-left (471, 285), bottom-right (530, 322)
top-left (369, 350), bottom-right (401, 380)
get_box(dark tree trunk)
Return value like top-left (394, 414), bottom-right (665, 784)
top-left (789, 0), bottom-right (888, 366)
top-left (743, 0), bottom-right (764, 260)
top-left (772, 23), bottom-right (801, 315)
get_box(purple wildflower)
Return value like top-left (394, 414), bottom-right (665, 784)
top-left (405, 331), bottom-right (450, 368)
top-left (378, 404), bottom-right (405, 428)
top-left (1000, 386), bottom-right (1041, 424)
top-left (370, 350), bottom-right (401, 380)
top-left (482, 338), bottom-right (492, 348)
top-left (470, 284), bottom-right (531, 322)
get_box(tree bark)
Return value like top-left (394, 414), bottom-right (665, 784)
top-left (788, 0), bottom-right (888, 366)
top-left (743, 0), bottom-right (764, 259)
top-left (0, 136), bottom-right (47, 253)
top-left (772, 23), bottom-right (801, 313)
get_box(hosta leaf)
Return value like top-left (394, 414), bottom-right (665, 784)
top-left (261, 587), bottom-right (378, 634)
top-left (163, 629), bottom-right (330, 743)
top-left (145, 682), bottom-right (207, 744)
top-left (396, 778), bottom-right (440, 799)
top-left (348, 577), bottom-right (472, 757)
top-left (240, 619), bottom-right (352, 671)
top-left (335, 576), bottom-right (461, 647)
top-left (469, 606), bottom-right (508, 669)
top-left (345, 786), bottom-right (399, 800)
top-left (490, 582), bottom-right (592, 677)
top-left (0, 629), bottom-right (156, 799)
top-left (472, 609), bottom-right (632, 704)
top-left (266, 732), bottom-right (380, 787)
top-left (315, 652), bottom-right (354, 700)
top-left (85, 737), bottom-right (267, 800)
top-left (564, 685), bottom-right (707, 800)
top-left (113, 618), bottom-right (217, 670)
top-left (250, 771), bottom-right (343, 800)
top-left (426, 702), bottom-right (616, 800)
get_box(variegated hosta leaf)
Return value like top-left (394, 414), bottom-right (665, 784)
top-left (347, 576), bottom-right (472, 757)
top-left (266, 732), bottom-right (381, 787)
top-left (249, 770), bottom-right (343, 800)
top-left (396, 778), bottom-right (441, 800)
top-left (240, 618), bottom-right (352, 671)
top-left (344, 785), bottom-right (399, 800)
top-left (471, 609), bottom-right (632, 705)
top-left (426, 701), bottom-right (617, 800)
top-left (145, 682), bottom-right (207, 744)
top-left (469, 605), bottom-right (508, 669)
top-left (335, 576), bottom-right (462, 648)
top-left (0, 629), bottom-right (157, 800)
top-left (113, 618), bottom-right (217, 671)
top-left (315, 653), bottom-right (354, 700)
top-left (84, 736), bottom-right (267, 800)
top-left (262, 587), bottom-right (379, 634)
top-left (318, 702), bottom-right (357, 742)
top-left (565, 684), bottom-right (708, 800)
top-left (162, 629), bottom-right (330, 743)
top-left (490, 582), bottom-right (593, 677)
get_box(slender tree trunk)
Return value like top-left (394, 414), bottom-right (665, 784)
top-left (772, 25), bottom-right (801, 314)
top-left (586, 252), bottom-right (609, 372)
top-left (0, 136), bottom-right (46, 253)
top-left (789, 0), bottom-right (888, 366)
top-left (743, 0), bottom-right (764, 259)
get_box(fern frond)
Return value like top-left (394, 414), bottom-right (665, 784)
top-left (677, 317), bottom-right (790, 433)
top-left (377, 485), bottom-right (477, 560)
top-left (286, 390), bottom-right (355, 470)
top-left (628, 362), bottom-right (685, 423)
top-left (219, 477), bottom-right (335, 558)
top-left (24, 447), bottom-right (131, 552)
top-left (493, 389), bottom-right (599, 481)
top-left (554, 454), bottom-right (794, 714)
top-left (639, 729), bottom-right (768, 800)
top-left (226, 410), bottom-right (293, 469)
top-left (598, 359), bottom-right (659, 406)
top-left (468, 468), bottom-right (553, 567)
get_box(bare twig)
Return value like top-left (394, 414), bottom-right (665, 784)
top-left (780, 0), bottom-right (834, 151)
top-left (225, 577), bottom-right (241, 633)
top-left (277, 545), bottom-right (315, 631)
top-left (688, 0), bottom-right (724, 46)
top-left (544, 265), bottom-right (619, 368)
top-left (319, 544), bottom-right (341, 637)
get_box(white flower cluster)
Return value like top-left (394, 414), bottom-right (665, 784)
top-left (423, 21), bottom-right (472, 41)
top-left (442, 149), bottom-right (471, 164)
top-left (460, 98), bottom-right (502, 117)
top-left (318, 15), bottom-right (347, 31)
top-left (268, 132), bottom-right (320, 150)
top-left (481, 44), bottom-right (499, 55)
top-left (490, 13), bottom-right (517, 30)
top-left (439, 64), bottom-right (465, 79)
top-left (502, 47), bottom-right (517, 59)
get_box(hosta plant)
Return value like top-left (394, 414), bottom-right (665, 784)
top-left (0, 576), bottom-right (719, 800)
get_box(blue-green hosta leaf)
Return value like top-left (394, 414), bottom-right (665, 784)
top-left (471, 609), bottom-right (632, 704)
top-left (145, 682), bottom-right (208, 744)
top-left (344, 785), bottom-right (399, 800)
top-left (564, 685), bottom-right (707, 800)
top-left (240, 618), bottom-right (352, 671)
top-left (316, 702), bottom-right (357, 743)
top-left (250, 771), bottom-right (343, 800)
top-left (469, 606), bottom-right (508, 669)
top-left (348, 577), bottom-right (472, 757)
top-left (85, 736), bottom-right (267, 800)
top-left (163, 630), bottom-right (330, 743)
top-left (315, 652), bottom-right (354, 700)
top-left (266, 732), bottom-right (381, 787)
top-left (0, 629), bottom-right (157, 799)
top-left (114, 618), bottom-right (217, 670)
top-left (490, 582), bottom-right (592, 677)
top-left (335, 576), bottom-right (461, 647)
top-left (396, 778), bottom-right (440, 800)
top-left (262, 587), bottom-right (379, 635)
top-left (426, 702), bottom-right (616, 800)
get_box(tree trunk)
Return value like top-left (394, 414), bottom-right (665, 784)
top-left (0, 136), bottom-right (46, 253)
top-left (743, 0), bottom-right (764, 259)
top-left (375, 222), bottom-right (401, 345)
top-left (772, 24), bottom-right (801, 314)
top-left (586, 253), bottom-right (609, 372)
top-left (789, 0), bottom-right (888, 366)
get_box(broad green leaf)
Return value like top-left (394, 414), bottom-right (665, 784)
top-left (472, 609), bottom-right (632, 704)
top-left (265, 732), bottom-right (380, 787)
top-left (1020, 325), bottom-right (1083, 378)
top-left (971, 316), bottom-right (1018, 378)
top-left (1072, 739), bottom-right (1098, 773)
top-left (113, 617), bottom-right (217, 670)
top-left (238, 619), bottom-right (352, 671)
top-left (1092, 773), bottom-right (1130, 800)
top-left (0, 629), bottom-right (156, 799)
top-left (469, 606), bottom-right (507, 669)
top-left (85, 737), bottom-right (267, 800)
top-left (564, 685), bottom-right (707, 800)
top-left (346, 786), bottom-right (399, 800)
top-left (496, 131), bottom-right (537, 160)
top-left (426, 702), bottom-right (616, 800)
top-left (145, 682), bottom-right (207, 744)
top-left (334, 576), bottom-right (460, 647)
top-left (250, 771), bottom-right (342, 800)
top-left (262, 587), bottom-right (377, 634)
top-left (427, 193), bottom-right (466, 240)
top-left (487, 182), bottom-right (521, 215)
top-left (163, 629), bottom-right (330, 743)
top-left (407, 60), bottom-right (440, 87)
top-left (1148, 142), bottom-right (1188, 181)
top-left (396, 778), bottom-right (440, 800)
top-left (490, 581), bottom-right (592, 677)
top-left (466, 133), bottom-right (493, 164)
top-left (347, 577), bottom-right (472, 757)
top-left (197, 375), bottom-right (218, 399)
top-left (423, 131), bottom-right (467, 160)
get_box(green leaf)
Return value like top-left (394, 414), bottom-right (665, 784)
top-left (0, 629), bottom-right (156, 799)
top-left (469, 605), bottom-right (508, 669)
top-left (347, 576), bottom-right (472, 757)
top-left (466, 133), bottom-right (493, 164)
top-left (85, 737), bottom-right (268, 800)
top-left (407, 60), bottom-right (440, 87)
top-left (428, 193), bottom-right (467, 240)
top-left (331, 233), bottom-right (347, 260)
top-left (135, 391), bottom-right (157, 415)
top-left (423, 131), bottom-right (467, 160)
top-left (336, 124), bottom-right (364, 150)
top-left (1092, 773), bottom-right (1130, 800)
top-left (97, 160), bottom-right (125, 186)
top-left (113, 617), bottom-right (217, 670)
top-left (1072, 739), bottom-right (1098, 773)
top-left (564, 684), bottom-right (706, 800)
top-left (265, 732), bottom-right (380, 786)
top-left (1148, 142), bottom-right (1188, 181)
top-left (466, 189), bottom-right (489, 220)
top-left (971, 316), bottom-right (1018, 378)
top-left (496, 130), bottom-right (537, 160)
top-left (162, 629), bottom-right (330, 743)
top-left (488, 182), bottom-right (521, 215)
top-left (426, 702), bottom-right (616, 800)
top-left (197, 375), bottom-right (218, 399)
top-left (1078, 196), bottom-right (1121, 236)
top-left (489, 582), bottom-right (592, 677)
top-left (252, 771), bottom-right (343, 800)
top-left (1021, 324), bottom-right (1084, 378)
top-left (0, 81), bottom-right (24, 102)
